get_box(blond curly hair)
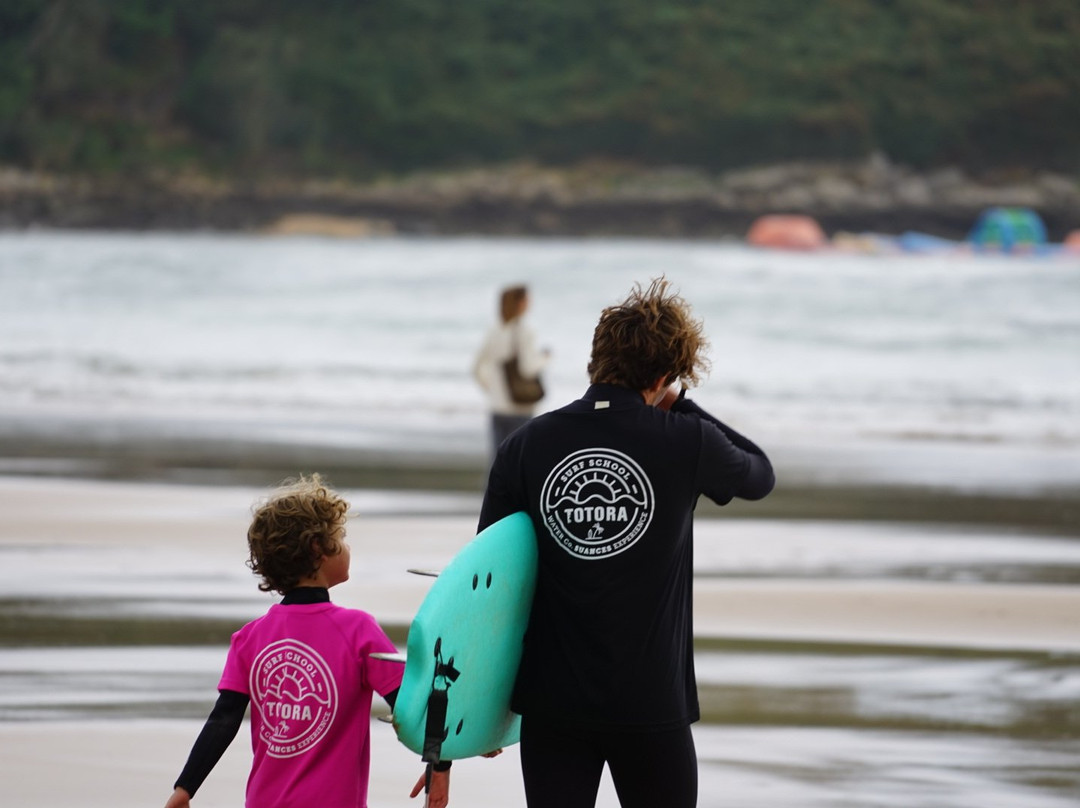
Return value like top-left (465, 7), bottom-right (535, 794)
top-left (246, 474), bottom-right (349, 594)
top-left (587, 278), bottom-right (710, 391)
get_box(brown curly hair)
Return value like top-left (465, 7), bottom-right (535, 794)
top-left (246, 474), bottom-right (350, 594)
top-left (587, 278), bottom-right (710, 391)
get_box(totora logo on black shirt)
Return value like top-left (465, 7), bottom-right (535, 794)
top-left (539, 447), bottom-right (655, 560)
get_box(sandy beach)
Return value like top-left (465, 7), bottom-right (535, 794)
top-left (2, 475), bottom-right (1079, 807)
top-left (2, 718), bottom-right (539, 808)
top-left (4, 476), bottom-right (1078, 651)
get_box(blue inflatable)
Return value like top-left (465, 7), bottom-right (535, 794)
top-left (968, 207), bottom-right (1048, 254)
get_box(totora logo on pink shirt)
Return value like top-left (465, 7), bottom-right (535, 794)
top-left (250, 639), bottom-right (338, 758)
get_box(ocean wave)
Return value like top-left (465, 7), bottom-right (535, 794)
top-left (1, 232), bottom-right (1076, 457)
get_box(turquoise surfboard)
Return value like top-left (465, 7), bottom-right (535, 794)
top-left (390, 511), bottom-right (538, 761)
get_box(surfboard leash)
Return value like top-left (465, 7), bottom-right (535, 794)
top-left (422, 636), bottom-right (461, 765)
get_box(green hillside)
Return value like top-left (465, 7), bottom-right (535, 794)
top-left (2, 0), bottom-right (1078, 179)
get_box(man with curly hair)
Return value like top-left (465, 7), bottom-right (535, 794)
top-left (478, 278), bottom-right (775, 808)
top-left (164, 474), bottom-right (448, 808)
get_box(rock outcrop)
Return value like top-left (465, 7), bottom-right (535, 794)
top-left (2, 156), bottom-right (1078, 239)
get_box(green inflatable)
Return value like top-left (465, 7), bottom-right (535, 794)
top-left (968, 206), bottom-right (1048, 253)
top-left (380, 511), bottom-right (538, 762)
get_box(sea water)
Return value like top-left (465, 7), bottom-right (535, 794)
top-left (1, 231), bottom-right (1078, 488)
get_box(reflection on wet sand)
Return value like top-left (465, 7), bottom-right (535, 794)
top-left (1, 477), bottom-right (1078, 807)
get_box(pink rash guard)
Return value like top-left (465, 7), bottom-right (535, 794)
top-left (219, 601), bottom-right (403, 808)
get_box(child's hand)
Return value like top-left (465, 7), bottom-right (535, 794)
top-left (164, 787), bottom-right (192, 808)
top-left (410, 768), bottom-right (450, 808)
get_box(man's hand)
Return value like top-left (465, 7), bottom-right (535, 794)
top-left (656, 383), bottom-right (682, 411)
top-left (410, 767), bottom-right (450, 808)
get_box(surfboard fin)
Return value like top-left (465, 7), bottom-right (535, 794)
top-left (370, 652), bottom-right (407, 663)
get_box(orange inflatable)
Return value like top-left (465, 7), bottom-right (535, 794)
top-left (747, 215), bottom-right (827, 251)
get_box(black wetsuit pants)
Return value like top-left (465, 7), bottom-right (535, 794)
top-left (520, 718), bottom-right (698, 808)
top-left (492, 413), bottom-right (530, 450)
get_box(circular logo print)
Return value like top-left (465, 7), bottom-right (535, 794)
top-left (540, 448), bottom-right (654, 560)
top-left (250, 639), bottom-right (338, 758)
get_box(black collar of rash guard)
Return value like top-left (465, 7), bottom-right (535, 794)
top-left (281, 586), bottom-right (331, 605)
top-left (582, 383), bottom-right (648, 408)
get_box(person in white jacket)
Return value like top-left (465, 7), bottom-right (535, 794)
top-left (473, 285), bottom-right (550, 455)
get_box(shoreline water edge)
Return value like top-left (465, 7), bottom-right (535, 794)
top-left (1, 418), bottom-right (1077, 534)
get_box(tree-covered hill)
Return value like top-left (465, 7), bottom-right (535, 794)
top-left (1, 0), bottom-right (1078, 180)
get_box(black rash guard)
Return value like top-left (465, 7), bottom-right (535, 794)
top-left (478, 384), bottom-right (774, 731)
top-left (172, 587), bottom-right (434, 798)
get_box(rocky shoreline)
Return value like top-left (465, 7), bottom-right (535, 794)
top-left (2, 156), bottom-right (1079, 239)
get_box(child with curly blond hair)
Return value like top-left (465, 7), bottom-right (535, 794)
top-left (164, 474), bottom-right (449, 808)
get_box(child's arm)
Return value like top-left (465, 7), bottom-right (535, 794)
top-left (165, 689), bottom-right (249, 805)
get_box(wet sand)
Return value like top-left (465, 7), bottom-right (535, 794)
top-left (3, 476), bottom-right (1077, 652)
top-left (2, 719), bottom-right (539, 808)
top-left (2, 475), bottom-right (1079, 807)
